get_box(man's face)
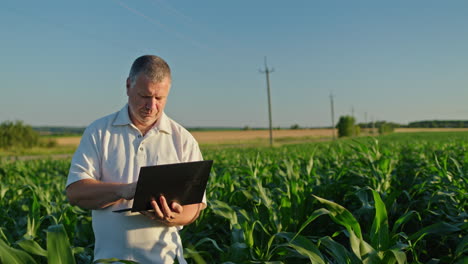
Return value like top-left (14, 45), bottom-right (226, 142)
top-left (126, 74), bottom-right (171, 129)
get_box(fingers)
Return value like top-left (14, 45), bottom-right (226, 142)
top-left (151, 197), bottom-right (164, 219)
top-left (159, 196), bottom-right (173, 217)
top-left (140, 196), bottom-right (178, 225)
top-left (140, 198), bottom-right (165, 221)
top-left (171, 202), bottom-right (183, 214)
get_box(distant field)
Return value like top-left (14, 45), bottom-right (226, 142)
top-left (54, 136), bottom-right (82, 146)
top-left (54, 128), bottom-right (335, 147)
top-left (55, 128), bottom-right (468, 146)
top-left (193, 128), bottom-right (334, 145)
top-left (53, 127), bottom-right (468, 147)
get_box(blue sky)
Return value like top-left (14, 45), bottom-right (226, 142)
top-left (1, 0), bottom-right (467, 128)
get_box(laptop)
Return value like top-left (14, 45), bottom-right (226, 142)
top-left (113, 160), bottom-right (213, 213)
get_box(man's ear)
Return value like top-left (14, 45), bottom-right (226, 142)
top-left (126, 78), bottom-right (131, 96)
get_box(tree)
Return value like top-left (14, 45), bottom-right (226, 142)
top-left (290, 124), bottom-right (300, 130)
top-left (378, 122), bottom-right (395, 135)
top-left (336, 116), bottom-right (359, 137)
top-left (0, 120), bottom-right (40, 149)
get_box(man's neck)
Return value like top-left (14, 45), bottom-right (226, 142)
top-left (131, 118), bottom-right (157, 136)
top-left (128, 109), bottom-right (160, 136)
top-left (136, 124), bottom-right (153, 136)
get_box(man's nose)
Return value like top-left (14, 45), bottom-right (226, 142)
top-left (146, 98), bottom-right (157, 109)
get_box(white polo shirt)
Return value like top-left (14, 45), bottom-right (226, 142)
top-left (66, 105), bottom-right (203, 264)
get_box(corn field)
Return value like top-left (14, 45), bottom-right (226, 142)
top-left (0, 132), bottom-right (467, 263)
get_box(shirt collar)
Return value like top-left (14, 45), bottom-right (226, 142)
top-left (113, 104), bottom-right (132, 126)
top-left (112, 104), bottom-right (172, 135)
top-left (152, 112), bottom-right (172, 135)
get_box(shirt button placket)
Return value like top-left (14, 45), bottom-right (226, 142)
top-left (137, 134), bottom-right (145, 160)
top-left (139, 139), bottom-right (144, 152)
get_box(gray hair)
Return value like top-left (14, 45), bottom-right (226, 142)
top-left (128, 55), bottom-right (171, 87)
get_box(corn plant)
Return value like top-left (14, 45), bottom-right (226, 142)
top-left (1, 132), bottom-right (468, 263)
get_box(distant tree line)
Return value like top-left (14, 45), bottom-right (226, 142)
top-left (33, 126), bottom-right (85, 135)
top-left (358, 121), bottom-right (401, 129)
top-left (336, 119), bottom-right (468, 138)
top-left (407, 120), bottom-right (468, 128)
top-left (357, 120), bottom-right (468, 129)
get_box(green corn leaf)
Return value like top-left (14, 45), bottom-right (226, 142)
top-left (193, 237), bottom-right (224, 253)
top-left (313, 195), bottom-right (362, 239)
top-left (380, 244), bottom-right (407, 264)
top-left (370, 190), bottom-right (390, 250)
top-left (349, 231), bottom-right (361, 258)
top-left (25, 214), bottom-right (41, 240)
top-left (239, 189), bottom-right (254, 201)
top-left (454, 256), bottom-right (468, 264)
top-left (183, 247), bottom-right (207, 264)
top-left (17, 238), bottom-right (47, 257)
top-left (313, 195), bottom-right (378, 260)
top-left (349, 229), bottom-right (377, 261)
top-left (0, 228), bottom-right (9, 243)
top-left (243, 220), bottom-right (271, 249)
top-left (288, 243), bottom-right (325, 264)
top-left (229, 228), bottom-right (248, 262)
top-left (388, 248), bottom-right (407, 264)
top-left (47, 224), bottom-right (76, 264)
top-left (391, 210), bottom-right (419, 234)
top-left (276, 232), bottom-right (325, 264)
top-left (209, 200), bottom-right (239, 228)
top-left (291, 208), bottom-right (330, 241)
top-left (356, 188), bottom-right (373, 211)
top-left (408, 222), bottom-right (461, 244)
top-left (0, 183), bottom-right (8, 199)
top-left (72, 247), bottom-right (86, 256)
top-left (318, 236), bottom-right (360, 263)
top-left (455, 234), bottom-right (468, 258)
top-left (31, 192), bottom-right (40, 220)
top-left (0, 239), bottom-right (38, 264)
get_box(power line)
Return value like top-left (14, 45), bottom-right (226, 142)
top-left (259, 57), bottom-right (274, 147)
top-left (114, 0), bottom-right (209, 51)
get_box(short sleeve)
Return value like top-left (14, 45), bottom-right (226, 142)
top-left (182, 136), bottom-right (203, 163)
top-left (66, 126), bottom-right (102, 188)
top-left (180, 132), bottom-right (206, 204)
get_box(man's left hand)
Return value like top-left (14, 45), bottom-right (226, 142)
top-left (140, 196), bottom-right (183, 226)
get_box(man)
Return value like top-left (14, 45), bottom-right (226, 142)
top-left (66, 55), bottom-right (206, 263)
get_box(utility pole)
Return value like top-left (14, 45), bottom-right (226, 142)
top-left (364, 111), bottom-right (368, 133)
top-left (259, 57), bottom-right (274, 147)
top-left (372, 116), bottom-right (376, 134)
top-left (330, 92), bottom-right (336, 140)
